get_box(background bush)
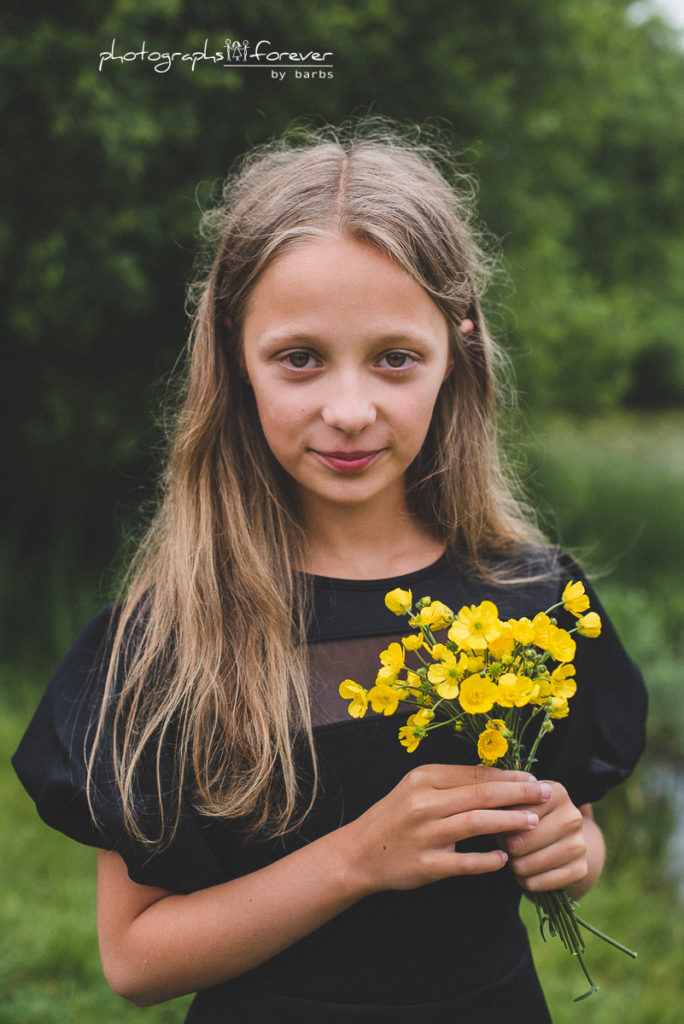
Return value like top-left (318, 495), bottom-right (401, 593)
top-left (2, 0), bottom-right (684, 665)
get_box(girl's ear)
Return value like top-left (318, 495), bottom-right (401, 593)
top-left (446, 312), bottom-right (475, 379)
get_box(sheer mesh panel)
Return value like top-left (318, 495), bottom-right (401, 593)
top-left (309, 631), bottom-right (421, 726)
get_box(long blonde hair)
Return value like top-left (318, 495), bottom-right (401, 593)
top-left (89, 120), bottom-right (545, 845)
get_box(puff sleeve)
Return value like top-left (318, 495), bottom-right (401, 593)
top-left (11, 605), bottom-right (225, 894)
top-left (534, 558), bottom-right (648, 807)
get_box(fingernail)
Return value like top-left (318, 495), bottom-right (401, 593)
top-left (540, 783), bottom-right (552, 800)
top-left (499, 850), bottom-right (509, 865)
top-left (526, 812), bottom-right (539, 827)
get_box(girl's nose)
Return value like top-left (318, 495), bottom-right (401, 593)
top-left (321, 380), bottom-right (377, 435)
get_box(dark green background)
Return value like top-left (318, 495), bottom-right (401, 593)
top-left (3, 1), bottom-right (683, 663)
top-left (2, 2), bottom-right (679, 663)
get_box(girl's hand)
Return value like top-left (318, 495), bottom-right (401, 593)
top-left (499, 784), bottom-right (605, 897)
top-left (342, 763), bottom-right (552, 895)
top-left (97, 764), bottom-right (553, 1005)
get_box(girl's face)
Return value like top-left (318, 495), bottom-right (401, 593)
top-left (240, 234), bottom-right (452, 519)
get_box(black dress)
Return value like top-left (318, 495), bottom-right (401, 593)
top-left (12, 552), bottom-right (647, 1023)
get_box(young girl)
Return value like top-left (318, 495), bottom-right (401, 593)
top-left (13, 124), bottom-right (647, 1023)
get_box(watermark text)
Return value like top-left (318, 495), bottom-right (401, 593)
top-left (98, 38), bottom-right (334, 77)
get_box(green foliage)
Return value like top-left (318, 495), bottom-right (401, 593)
top-left (3, 1), bottom-right (684, 659)
top-left (520, 411), bottom-right (684, 748)
top-left (521, 413), bottom-right (684, 583)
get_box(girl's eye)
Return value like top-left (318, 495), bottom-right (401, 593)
top-left (281, 351), bottom-right (317, 371)
top-left (378, 351), bottom-right (415, 370)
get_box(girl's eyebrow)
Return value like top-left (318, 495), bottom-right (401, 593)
top-left (254, 328), bottom-right (439, 350)
top-left (254, 331), bottom-right (322, 349)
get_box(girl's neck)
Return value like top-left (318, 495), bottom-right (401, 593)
top-left (299, 496), bottom-right (445, 581)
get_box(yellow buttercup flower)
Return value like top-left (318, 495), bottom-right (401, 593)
top-left (405, 670), bottom-right (422, 692)
top-left (531, 612), bottom-right (552, 648)
top-left (488, 622), bottom-right (515, 659)
top-left (509, 616), bottom-right (536, 645)
top-left (339, 680), bottom-right (369, 718)
top-left (459, 673), bottom-right (498, 714)
top-left (496, 672), bottom-right (517, 708)
top-left (410, 600), bottom-right (453, 631)
top-left (577, 612), bottom-right (602, 638)
top-left (427, 650), bottom-right (464, 699)
top-left (368, 682), bottom-right (401, 716)
top-left (411, 707), bottom-right (435, 728)
top-left (529, 677), bottom-right (552, 705)
top-left (390, 679), bottom-right (412, 701)
top-left (385, 588), bottom-right (413, 615)
top-left (477, 726), bottom-right (509, 765)
top-left (376, 642), bottom-right (405, 683)
top-left (402, 634), bottom-right (423, 651)
top-left (427, 600), bottom-right (455, 630)
top-left (550, 696), bottom-right (570, 719)
top-left (486, 718), bottom-right (509, 733)
top-left (398, 708), bottom-right (434, 752)
top-left (387, 671), bottom-right (415, 701)
top-left (497, 672), bottom-right (535, 708)
top-left (398, 724), bottom-right (421, 752)
top-left (448, 601), bottom-right (502, 651)
top-left (550, 664), bottom-right (577, 699)
top-left (562, 580), bottom-right (590, 617)
top-left (545, 625), bottom-right (576, 664)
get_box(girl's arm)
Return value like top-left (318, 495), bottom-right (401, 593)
top-left (500, 785), bottom-right (606, 899)
top-left (98, 764), bottom-right (551, 1006)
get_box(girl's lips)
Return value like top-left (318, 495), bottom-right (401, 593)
top-left (314, 449), bottom-right (383, 473)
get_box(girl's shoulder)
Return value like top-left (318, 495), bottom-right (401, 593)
top-left (14, 603), bottom-right (122, 758)
top-left (48, 602), bottom-right (122, 695)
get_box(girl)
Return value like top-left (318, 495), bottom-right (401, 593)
top-left (13, 123), bottom-right (647, 1023)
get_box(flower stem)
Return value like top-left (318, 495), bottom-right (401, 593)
top-left (531, 887), bottom-right (636, 1000)
top-left (574, 914), bottom-right (638, 958)
top-left (522, 712), bottom-right (552, 773)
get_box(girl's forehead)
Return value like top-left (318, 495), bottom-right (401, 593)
top-left (257, 233), bottom-right (402, 283)
top-left (246, 234), bottom-right (434, 309)
top-left (242, 234), bottom-right (449, 345)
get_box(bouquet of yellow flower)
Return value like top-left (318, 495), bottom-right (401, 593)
top-left (339, 580), bottom-right (636, 1000)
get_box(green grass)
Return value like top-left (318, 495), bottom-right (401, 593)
top-left (521, 410), bottom-right (684, 752)
top-left (521, 411), bottom-right (684, 589)
top-left (521, 856), bottom-right (684, 1023)
top-left (515, 412), bottom-right (684, 1019)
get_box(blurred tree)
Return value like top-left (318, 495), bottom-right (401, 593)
top-left (1, 0), bottom-right (683, 658)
